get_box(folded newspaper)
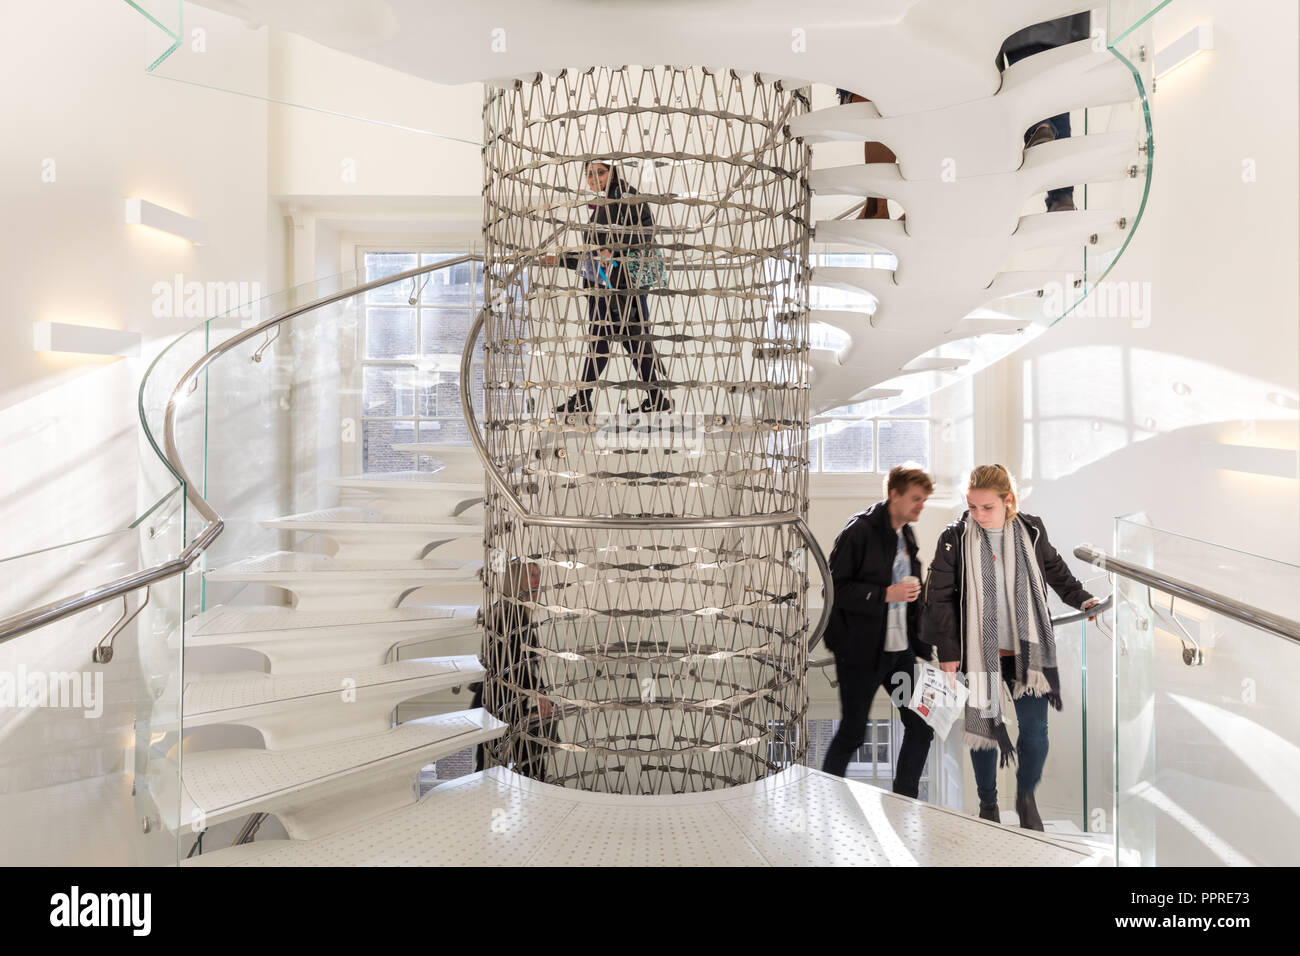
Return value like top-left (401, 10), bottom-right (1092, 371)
top-left (909, 660), bottom-right (969, 739)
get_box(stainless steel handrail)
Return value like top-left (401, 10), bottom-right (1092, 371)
top-left (1074, 545), bottom-right (1300, 645)
top-left (458, 308), bottom-right (835, 650)
top-left (806, 593), bottom-right (1115, 673)
top-left (0, 257), bottom-right (480, 645)
top-left (1051, 592), bottom-right (1114, 626)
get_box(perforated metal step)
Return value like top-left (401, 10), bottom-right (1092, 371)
top-left (151, 708), bottom-right (505, 839)
top-left (174, 604), bottom-right (481, 673)
top-left (204, 551), bottom-right (483, 611)
top-left (259, 507), bottom-right (483, 559)
top-left (154, 655), bottom-right (484, 748)
top-left (185, 765), bottom-right (1106, 867)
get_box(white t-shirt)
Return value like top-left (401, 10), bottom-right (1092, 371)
top-left (884, 528), bottom-right (910, 652)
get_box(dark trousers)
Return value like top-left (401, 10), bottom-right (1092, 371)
top-left (1004, 41), bottom-right (1074, 206)
top-left (822, 647), bottom-right (934, 797)
top-left (575, 292), bottom-right (667, 407)
top-left (970, 655), bottom-right (1050, 804)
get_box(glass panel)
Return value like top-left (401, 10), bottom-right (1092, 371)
top-left (365, 254), bottom-right (421, 305)
top-left (122, 0), bottom-right (181, 70)
top-left (124, 4), bottom-right (483, 143)
top-left (421, 309), bottom-right (475, 355)
top-left (0, 486), bottom-right (185, 865)
top-left (363, 366), bottom-right (416, 418)
top-left (1114, 516), bottom-right (1300, 866)
top-left (1108, 0), bottom-right (1175, 46)
top-left (363, 420), bottom-right (418, 474)
top-left (364, 308), bottom-right (418, 359)
top-left (420, 255), bottom-right (483, 306)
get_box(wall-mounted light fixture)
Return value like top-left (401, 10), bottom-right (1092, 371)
top-left (33, 322), bottom-right (141, 357)
top-left (124, 198), bottom-right (206, 245)
top-left (1155, 24), bottom-right (1214, 80)
top-left (1201, 442), bottom-right (1299, 480)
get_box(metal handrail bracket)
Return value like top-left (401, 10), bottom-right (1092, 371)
top-left (1074, 545), bottom-right (1300, 646)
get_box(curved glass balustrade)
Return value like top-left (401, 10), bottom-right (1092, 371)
top-left (1113, 516), bottom-right (1300, 865)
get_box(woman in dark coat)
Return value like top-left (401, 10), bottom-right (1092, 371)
top-left (922, 465), bottom-right (1099, 830)
top-left (554, 161), bottom-right (671, 415)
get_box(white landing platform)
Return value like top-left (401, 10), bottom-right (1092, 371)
top-left (151, 709), bottom-right (505, 840)
top-left (186, 765), bottom-right (1105, 867)
top-left (174, 604), bottom-right (481, 674)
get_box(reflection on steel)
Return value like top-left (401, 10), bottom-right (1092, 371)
top-left (478, 67), bottom-right (812, 794)
top-left (1074, 545), bottom-right (1300, 645)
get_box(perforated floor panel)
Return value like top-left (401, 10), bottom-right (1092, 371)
top-left (189, 765), bottom-right (1104, 867)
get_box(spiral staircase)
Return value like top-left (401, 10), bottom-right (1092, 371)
top-left (0, 0), bottom-right (1166, 866)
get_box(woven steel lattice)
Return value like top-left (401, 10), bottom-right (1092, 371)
top-left (479, 67), bottom-right (811, 793)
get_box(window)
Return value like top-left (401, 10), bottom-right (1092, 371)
top-left (808, 251), bottom-right (931, 474)
top-left (359, 250), bottom-right (485, 473)
top-left (806, 717), bottom-right (932, 801)
top-left (814, 395), bottom-right (932, 473)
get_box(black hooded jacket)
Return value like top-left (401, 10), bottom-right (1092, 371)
top-left (820, 500), bottom-right (928, 668)
top-left (561, 166), bottom-right (655, 292)
top-left (922, 511), bottom-right (1095, 666)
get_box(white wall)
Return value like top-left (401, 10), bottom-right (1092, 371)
top-left (805, 1), bottom-right (1299, 827)
top-left (0, 0), bottom-right (270, 864)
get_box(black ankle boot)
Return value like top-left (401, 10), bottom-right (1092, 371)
top-left (1015, 791), bottom-right (1044, 831)
top-left (978, 803), bottom-right (1000, 823)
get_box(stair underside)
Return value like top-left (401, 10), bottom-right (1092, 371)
top-left (156, 656), bottom-right (484, 737)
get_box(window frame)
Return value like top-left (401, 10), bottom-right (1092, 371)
top-left (349, 242), bottom-right (485, 475)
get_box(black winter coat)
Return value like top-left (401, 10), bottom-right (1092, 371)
top-left (820, 500), bottom-right (928, 667)
top-left (561, 167), bottom-right (654, 292)
top-left (922, 511), bottom-right (1095, 666)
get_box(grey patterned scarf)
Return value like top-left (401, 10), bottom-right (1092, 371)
top-left (961, 514), bottom-right (1061, 765)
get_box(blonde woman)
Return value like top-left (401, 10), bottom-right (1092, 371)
top-left (922, 465), bottom-right (1098, 829)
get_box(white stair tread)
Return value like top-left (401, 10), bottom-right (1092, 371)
top-left (153, 709), bottom-right (504, 832)
top-left (260, 507), bottom-right (483, 533)
top-left (186, 765), bottom-right (1105, 867)
top-left (205, 551), bottom-right (482, 580)
top-left (328, 472), bottom-right (483, 494)
top-left (162, 655), bottom-right (483, 723)
top-left (181, 604), bottom-right (479, 641)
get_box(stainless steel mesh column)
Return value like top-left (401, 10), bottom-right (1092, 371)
top-left (480, 67), bottom-right (811, 794)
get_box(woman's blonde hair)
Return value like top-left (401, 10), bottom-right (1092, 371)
top-left (966, 464), bottom-right (1019, 520)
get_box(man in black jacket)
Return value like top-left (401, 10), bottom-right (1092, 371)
top-left (820, 465), bottom-right (935, 796)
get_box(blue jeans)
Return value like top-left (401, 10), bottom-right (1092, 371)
top-left (970, 658), bottom-right (1050, 805)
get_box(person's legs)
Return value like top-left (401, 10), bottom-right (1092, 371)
top-left (619, 295), bottom-right (669, 409)
top-left (970, 746), bottom-right (999, 806)
top-left (884, 650), bottom-right (934, 798)
top-left (1043, 110), bottom-right (1076, 209)
top-left (822, 651), bottom-right (880, 777)
top-left (1012, 691), bottom-right (1050, 795)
